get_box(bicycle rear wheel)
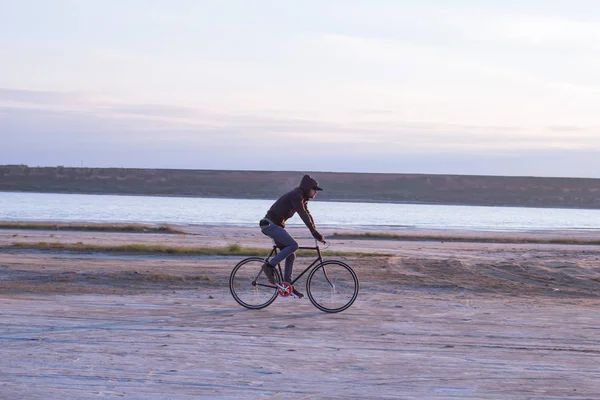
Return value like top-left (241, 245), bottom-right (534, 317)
top-left (306, 260), bottom-right (359, 313)
top-left (230, 257), bottom-right (279, 309)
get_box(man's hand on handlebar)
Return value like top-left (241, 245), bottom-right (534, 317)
top-left (311, 230), bottom-right (325, 242)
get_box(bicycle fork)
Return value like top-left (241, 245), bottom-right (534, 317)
top-left (321, 265), bottom-right (336, 289)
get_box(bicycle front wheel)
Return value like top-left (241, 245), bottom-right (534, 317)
top-left (307, 260), bottom-right (359, 313)
top-left (230, 257), bottom-right (278, 309)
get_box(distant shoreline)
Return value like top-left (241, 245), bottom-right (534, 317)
top-left (2, 165), bottom-right (600, 209)
top-left (0, 221), bottom-right (600, 248)
top-left (2, 220), bottom-right (599, 238)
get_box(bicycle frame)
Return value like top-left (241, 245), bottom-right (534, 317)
top-left (263, 239), bottom-right (325, 287)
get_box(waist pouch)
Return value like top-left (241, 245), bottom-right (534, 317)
top-left (259, 218), bottom-right (273, 228)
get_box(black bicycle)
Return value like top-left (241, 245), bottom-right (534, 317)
top-left (229, 240), bottom-right (359, 313)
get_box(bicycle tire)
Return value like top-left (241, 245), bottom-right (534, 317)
top-left (306, 260), bottom-right (359, 313)
top-left (229, 257), bottom-right (279, 309)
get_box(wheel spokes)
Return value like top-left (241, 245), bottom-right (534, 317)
top-left (307, 261), bottom-right (359, 313)
top-left (230, 259), bottom-right (278, 309)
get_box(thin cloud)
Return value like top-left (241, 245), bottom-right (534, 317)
top-left (0, 88), bottom-right (85, 105)
top-left (2, 102), bottom-right (600, 178)
top-left (2, 101), bottom-right (599, 154)
top-left (493, 15), bottom-right (600, 50)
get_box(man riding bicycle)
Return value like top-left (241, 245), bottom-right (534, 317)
top-left (259, 174), bottom-right (325, 299)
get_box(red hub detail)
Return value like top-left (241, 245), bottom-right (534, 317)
top-left (277, 282), bottom-right (292, 297)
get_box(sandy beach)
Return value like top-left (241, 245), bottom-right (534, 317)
top-left (2, 225), bottom-right (600, 399)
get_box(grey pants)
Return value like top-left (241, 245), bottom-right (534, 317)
top-left (260, 223), bottom-right (299, 283)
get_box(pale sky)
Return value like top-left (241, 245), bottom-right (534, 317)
top-left (1, 0), bottom-right (600, 178)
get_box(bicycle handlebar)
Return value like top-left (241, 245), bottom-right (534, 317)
top-left (308, 238), bottom-right (329, 249)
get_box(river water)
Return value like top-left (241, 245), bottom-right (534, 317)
top-left (2, 192), bottom-right (600, 232)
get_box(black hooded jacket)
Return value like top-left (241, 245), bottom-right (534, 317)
top-left (264, 175), bottom-right (320, 232)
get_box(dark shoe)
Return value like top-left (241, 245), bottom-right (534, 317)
top-left (291, 286), bottom-right (304, 299)
top-left (262, 263), bottom-right (276, 284)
